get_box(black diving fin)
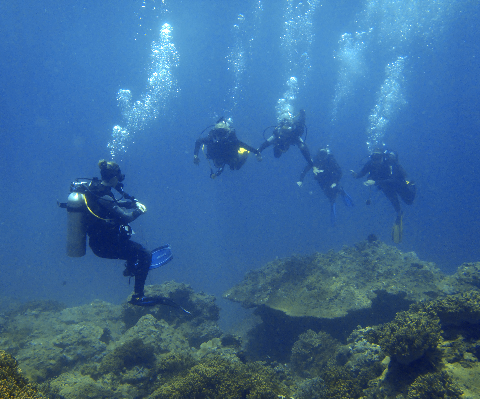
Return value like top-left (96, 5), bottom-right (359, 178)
top-left (129, 295), bottom-right (191, 314)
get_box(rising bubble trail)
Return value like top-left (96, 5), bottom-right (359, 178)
top-left (366, 56), bottom-right (406, 153)
top-left (225, 1), bottom-right (263, 115)
top-left (277, 0), bottom-right (318, 122)
top-left (108, 23), bottom-right (179, 160)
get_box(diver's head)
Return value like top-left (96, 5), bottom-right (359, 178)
top-left (370, 148), bottom-right (384, 163)
top-left (317, 148), bottom-right (330, 160)
top-left (386, 150), bottom-right (398, 162)
top-left (278, 109), bottom-right (294, 128)
top-left (214, 120), bottom-right (230, 131)
top-left (98, 159), bottom-right (125, 186)
top-left (212, 120), bottom-right (231, 142)
top-left (278, 118), bottom-right (293, 137)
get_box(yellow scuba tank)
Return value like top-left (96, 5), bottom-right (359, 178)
top-left (66, 192), bottom-right (87, 257)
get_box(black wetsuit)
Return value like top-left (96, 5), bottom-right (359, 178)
top-left (194, 128), bottom-right (259, 177)
top-left (258, 111), bottom-right (313, 165)
top-left (355, 156), bottom-right (415, 214)
top-left (84, 182), bottom-right (151, 297)
top-left (299, 151), bottom-right (343, 204)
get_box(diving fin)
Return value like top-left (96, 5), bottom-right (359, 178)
top-left (150, 244), bottom-right (173, 270)
top-left (129, 295), bottom-right (191, 314)
top-left (341, 190), bottom-right (354, 207)
top-left (392, 213), bottom-right (403, 244)
top-left (330, 202), bottom-right (337, 227)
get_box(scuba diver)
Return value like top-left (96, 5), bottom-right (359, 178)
top-left (193, 117), bottom-right (262, 178)
top-left (297, 148), bottom-right (353, 226)
top-left (258, 109), bottom-right (313, 166)
top-left (61, 160), bottom-right (188, 312)
top-left (351, 148), bottom-right (416, 243)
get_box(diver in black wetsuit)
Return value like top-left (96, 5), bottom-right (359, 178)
top-left (83, 160), bottom-right (155, 305)
top-left (351, 148), bottom-right (416, 242)
top-left (194, 117), bottom-right (261, 178)
top-left (298, 148), bottom-right (353, 225)
top-left (61, 160), bottom-right (188, 311)
top-left (258, 109), bottom-right (313, 166)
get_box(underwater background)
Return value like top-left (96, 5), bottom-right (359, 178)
top-left (0, 0), bottom-right (479, 328)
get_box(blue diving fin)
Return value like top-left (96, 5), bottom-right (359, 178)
top-left (150, 244), bottom-right (173, 270)
top-left (330, 202), bottom-right (337, 227)
top-left (341, 190), bottom-right (354, 207)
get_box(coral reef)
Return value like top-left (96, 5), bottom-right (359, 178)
top-left (293, 377), bottom-right (327, 399)
top-left (366, 310), bottom-right (442, 365)
top-left (414, 290), bottom-right (480, 327)
top-left (442, 262), bottom-right (480, 293)
top-left (149, 353), bottom-right (290, 398)
top-left (97, 337), bottom-right (155, 375)
top-left (2, 241), bottom-right (480, 398)
top-left (406, 371), bottom-right (463, 398)
top-left (122, 282), bottom-right (222, 347)
top-left (290, 330), bottom-right (340, 376)
top-left (0, 350), bottom-right (44, 398)
top-left (288, 328), bottom-right (386, 399)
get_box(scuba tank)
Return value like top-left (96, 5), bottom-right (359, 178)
top-left (61, 177), bottom-right (135, 257)
top-left (66, 190), bottom-right (87, 257)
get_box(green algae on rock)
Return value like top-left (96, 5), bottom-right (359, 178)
top-left (223, 240), bottom-right (445, 319)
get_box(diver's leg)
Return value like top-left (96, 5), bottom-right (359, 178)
top-left (398, 181), bottom-right (416, 205)
top-left (125, 241), bottom-right (152, 297)
top-left (89, 230), bottom-right (125, 259)
top-left (273, 146), bottom-right (283, 158)
top-left (297, 139), bottom-right (313, 165)
top-left (382, 185), bottom-right (401, 215)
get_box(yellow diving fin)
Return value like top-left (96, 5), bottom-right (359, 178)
top-left (392, 213), bottom-right (403, 244)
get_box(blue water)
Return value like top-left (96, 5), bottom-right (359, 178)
top-left (1, 0), bottom-right (479, 327)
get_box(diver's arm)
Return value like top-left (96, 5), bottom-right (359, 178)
top-left (298, 163), bottom-right (313, 184)
top-left (194, 136), bottom-right (211, 157)
top-left (258, 136), bottom-right (275, 153)
top-left (116, 199), bottom-right (137, 209)
top-left (212, 166), bottom-right (224, 178)
top-left (98, 195), bottom-right (143, 224)
top-left (353, 162), bottom-right (371, 179)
